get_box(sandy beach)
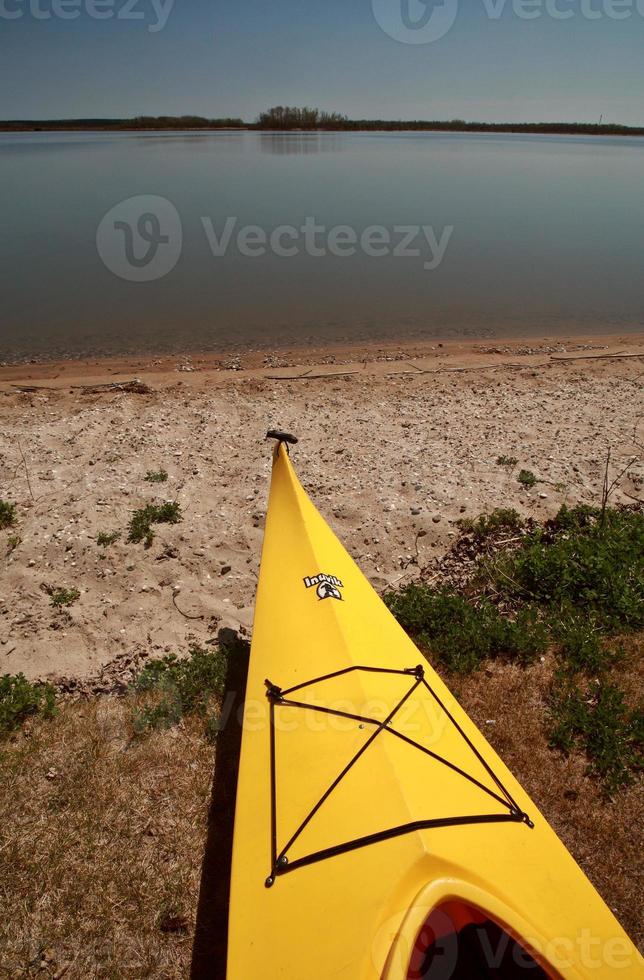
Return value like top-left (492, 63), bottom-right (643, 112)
top-left (1, 332), bottom-right (643, 683)
top-left (1, 332), bottom-right (643, 977)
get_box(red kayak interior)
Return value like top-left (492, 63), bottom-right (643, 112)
top-left (407, 901), bottom-right (553, 979)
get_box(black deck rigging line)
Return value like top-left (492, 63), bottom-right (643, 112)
top-left (274, 677), bottom-right (423, 870)
top-left (276, 813), bottom-right (526, 877)
top-left (280, 663), bottom-right (418, 698)
top-left (264, 665), bottom-right (533, 888)
top-left (420, 678), bottom-right (523, 816)
top-left (268, 700), bottom-right (278, 876)
top-left (278, 697), bottom-right (512, 812)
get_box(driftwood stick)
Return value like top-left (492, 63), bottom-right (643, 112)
top-left (11, 384), bottom-right (57, 392)
top-left (265, 370), bottom-right (359, 381)
top-left (391, 363), bottom-right (512, 377)
top-left (264, 369), bottom-right (313, 380)
top-left (622, 490), bottom-right (644, 503)
top-left (17, 440), bottom-right (35, 501)
top-left (550, 351), bottom-right (640, 362)
top-left (70, 379), bottom-right (151, 394)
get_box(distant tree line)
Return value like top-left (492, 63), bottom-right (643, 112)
top-left (128, 115), bottom-right (245, 129)
top-left (253, 108), bottom-right (644, 136)
top-left (338, 120), bottom-right (644, 136)
top-left (2, 109), bottom-right (643, 138)
top-left (1, 115), bottom-right (245, 131)
top-left (254, 106), bottom-right (349, 130)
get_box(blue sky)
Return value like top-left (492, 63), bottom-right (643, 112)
top-left (1, 0), bottom-right (643, 124)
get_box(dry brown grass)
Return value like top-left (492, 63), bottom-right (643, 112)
top-left (0, 700), bottom-right (215, 978)
top-left (450, 654), bottom-right (643, 948)
top-left (0, 660), bottom-right (641, 978)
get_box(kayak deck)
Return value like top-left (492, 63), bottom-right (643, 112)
top-left (264, 661), bottom-right (532, 887)
top-left (225, 441), bottom-right (643, 980)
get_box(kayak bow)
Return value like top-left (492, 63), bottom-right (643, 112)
top-left (226, 439), bottom-right (642, 979)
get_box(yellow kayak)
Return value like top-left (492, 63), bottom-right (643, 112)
top-left (226, 436), bottom-right (642, 979)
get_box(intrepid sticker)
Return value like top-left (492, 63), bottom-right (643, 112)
top-left (303, 573), bottom-right (344, 601)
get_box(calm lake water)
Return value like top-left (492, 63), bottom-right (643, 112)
top-left (1, 130), bottom-right (643, 361)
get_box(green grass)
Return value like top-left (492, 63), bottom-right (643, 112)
top-left (549, 674), bottom-right (643, 795)
top-left (96, 531), bottom-right (121, 547)
top-left (491, 506), bottom-right (643, 632)
top-left (549, 503), bottom-right (604, 533)
top-left (50, 588), bottom-right (81, 609)
top-left (0, 500), bottom-right (17, 530)
top-left (388, 505), bottom-right (643, 673)
top-left (127, 502), bottom-right (182, 548)
top-left (6, 535), bottom-right (21, 553)
top-left (386, 504), bottom-right (643, 793)
top-left (496, 455), bottom-right (518, 467)
top-left (144, 469), bottom-right (169, 484)
top-left (517, 469), bottom-right (538, 489)
top-left (548, 608), bottom-right (616, 674)
top-left (130, 645), bottom-right (228, 736)
top-left (0, 674), bottom-right (56, 737)
top-left (383, 586), bottom-right (548, 672)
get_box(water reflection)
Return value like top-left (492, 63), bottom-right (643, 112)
top-left (259, 131), bottom-right (345, 155)
top-left (1, 130), bottom-right (643, 361)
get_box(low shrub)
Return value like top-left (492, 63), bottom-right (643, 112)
top-left (384, 586), bottom-right (548, 673)
top-left (0, 500), bottom-right (17, 530)
top-left (548, 608), bottom-right (612, 674)
top-left (548, 675), bottom-right (643, 795)
top-left (97, 531), bottom-right (121, 547)
top-left (493, 506), bottom-right (643, 631)
top-left (386, 503), bottom-right (643, 793)
top-left (517, 469), bottom-right (537, 489)
top-left (0, 674), bottom-right (56, 737)
top-left (144, 469), bottom-right (169, 484)
top-left (127, 501), bottom-right (182, 548)
top-left (50, 588), bottom-right (80, 609)
top-left (130, 645), bottom-right (227, 735)
top-left (458, 508), bottom-right (524, 541)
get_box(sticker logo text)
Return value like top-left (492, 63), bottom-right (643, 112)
top-left (303, 573), bottom-right (344, 601)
